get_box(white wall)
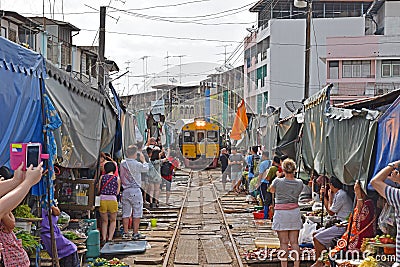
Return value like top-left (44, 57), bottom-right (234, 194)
top-left (266, 17), bottom-right (365, 117)
top-left (384, 1), bottom-right (400, 35)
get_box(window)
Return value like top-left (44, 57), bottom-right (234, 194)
top-left (329, 61), bottom-right (339, 79)
top-left (18, 27), bottom-right (36, 50)
top-left (342, 60), bottom-right (371, 78)
top-left (197, 132), bottom-right (205, 142)
top-left (1, 27), bottom-right (6, 38)
top-left (257, 65), bottom-right (267, 88)
top-left (382, 60), bottom-right (400, 77)
top-left (207, 131), bottom-right (218, 142)
top-left (8, 28), bottom-right (17, 42)
top-left (183, 131), bottom-right (195, 142)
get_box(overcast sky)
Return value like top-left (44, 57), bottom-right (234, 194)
top-left (1, 0), bottom-right (257, 94)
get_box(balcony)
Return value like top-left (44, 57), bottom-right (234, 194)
top-left (330, 82), bottom-right (400, 97)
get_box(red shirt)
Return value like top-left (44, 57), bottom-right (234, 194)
top-left (162, 157), bottom-right (180, 181)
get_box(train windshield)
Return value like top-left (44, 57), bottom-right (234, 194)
top-left (183, 131), bottom-right (195, 142)
top-left (207, 131), bottom-right (218, 143)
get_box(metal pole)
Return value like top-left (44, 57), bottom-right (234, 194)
top-left (304, 1), bottom-right (311, 99)
top-left (40, 79), bottom-right (60, 267)
top-left (346, 118), bottom-right (371, 250)
top-left (98, 6), bottom-right (106, 93)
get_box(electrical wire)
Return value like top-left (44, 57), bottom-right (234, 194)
top-left (111, 2), bottom-right (255, 20)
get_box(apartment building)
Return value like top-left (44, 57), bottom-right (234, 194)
top-left (326, 0), bottom-right (400, 102)
top-left (245, 0), bottom-right (373, 117)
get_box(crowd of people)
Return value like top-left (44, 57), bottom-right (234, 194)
top-left (0, 137), bottom-right (399, 267)
top-left (97, 136), bottom-right (180, 244)
top-left (218, 145), bottom-right (400, 267)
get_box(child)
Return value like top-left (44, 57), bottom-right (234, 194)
top-left (0, 212), bottom-right (30, 267)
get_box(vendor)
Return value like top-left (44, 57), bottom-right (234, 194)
top-left (40, 205), bottom-right (80, 267)
top-left (312, 176), bottom-right (353, 267)
top-left (331, 181), bottom-right (375, 255)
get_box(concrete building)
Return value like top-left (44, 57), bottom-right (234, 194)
top-left (0, 11), bottom-right (41, 50)
top-left (326, 0), bottom-right (400, 102)
top-left (245, 0), bottom-right (372, 117)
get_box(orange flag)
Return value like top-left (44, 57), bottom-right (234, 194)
top-left (230, 99), bottom-right (248, 140)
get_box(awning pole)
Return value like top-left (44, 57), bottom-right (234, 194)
top-left (40, 78), bottom-right (60, 267)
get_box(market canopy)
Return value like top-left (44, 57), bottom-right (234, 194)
top-left (302, 84), bottom-right (378, 186)
top-left (259, 109), bottom-right (280, 156)
top-left (372, 95), bottom-right (400, 176)
top-left (0, 36), bottom-right (45, 165)
top-left (45, 62), bottom-right (116, 168)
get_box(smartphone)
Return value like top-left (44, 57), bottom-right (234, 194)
top-left (26, 143), bottom-right (41, 168)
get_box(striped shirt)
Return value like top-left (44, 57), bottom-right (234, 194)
top-left (385, 186), bottom-right (400, 263)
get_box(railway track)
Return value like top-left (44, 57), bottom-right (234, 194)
top-left (163, 169), bottom-right (244, 267)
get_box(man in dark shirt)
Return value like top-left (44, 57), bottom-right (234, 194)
top-left (219, 148), bottom-right (229, 191)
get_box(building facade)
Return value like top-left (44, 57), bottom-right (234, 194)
top-left (245, 0), bottom-right (373, 117)
top-left (202, 66), bottom-right (245, 130)
top-left (326, 0), bottom-right (400, 103)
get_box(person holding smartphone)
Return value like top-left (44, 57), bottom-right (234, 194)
top-left (0, 162), bottom-right (43, 265)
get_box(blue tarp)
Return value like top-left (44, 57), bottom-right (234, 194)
top-left (0, 36), bottom-right (46, 166)
top-left (372, 96), bottom-right (400, 176)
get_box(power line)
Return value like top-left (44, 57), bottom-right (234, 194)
top-left (111, 2), bottom-right (255, 20)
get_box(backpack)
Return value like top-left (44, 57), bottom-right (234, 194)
top-left (251, 155), bottom-right (260, 177)
top-left (161, 161), bottom-right (173, 176)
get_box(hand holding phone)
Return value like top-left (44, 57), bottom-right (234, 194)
top-left (26, 143), bottom-right (40, 168)
top-left (25, 162), bottom-right (43, 186)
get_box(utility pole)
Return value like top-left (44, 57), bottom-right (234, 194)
top-left (165, 52), bottom-right (171, 85)
top-left (172, 55), bottom-right (186, 84)
top-left (124, 61), bottom-right (131, 96)
top-left (98, 6), bottom-right (106, 93)
top-left (217, 44), bottom-right (232, 65)
top-left (140, 56), bottom-right (149, 93)
top-left (304, 1), bottom-right (311, 99)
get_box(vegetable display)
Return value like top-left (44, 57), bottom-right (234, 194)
top-left (14, 230), bottom-right (40, 255)
top-left (62, 231), bottom-right (80, 240)
top-left (89, 258), bottom-right (129, 267)
top-left (13, 205), bottom-right (36, 219)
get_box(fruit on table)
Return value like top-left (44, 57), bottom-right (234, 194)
top-left (359, 256), bottom-right (377, 267)
top-left (378, 234), bottom-right (395, 244)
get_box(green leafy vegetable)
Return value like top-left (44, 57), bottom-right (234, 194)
top-left (13, 205), bottom-right (36, 219)
top-left (14, 230), bottom-right (40, 254)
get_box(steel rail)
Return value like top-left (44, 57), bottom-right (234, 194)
top-left (162, 170), bottom-right (192, 267)
top-left (207, 170), bottom-right (244, 267)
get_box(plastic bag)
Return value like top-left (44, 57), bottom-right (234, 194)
top-left (378, 203), bottom-right (396, 234)
top-left (299, 218), bottom-right (317, 244)
top-left (57, 211), bottom-right (70, 224)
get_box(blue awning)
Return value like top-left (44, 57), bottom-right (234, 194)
top-left (0, 36), bottom-right (46, 166)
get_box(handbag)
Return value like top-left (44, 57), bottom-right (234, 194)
top-left (96, 175), bottom-right (116, 207)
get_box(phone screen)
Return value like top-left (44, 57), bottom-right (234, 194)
top-left (26, 145), bottom-right (40, 167)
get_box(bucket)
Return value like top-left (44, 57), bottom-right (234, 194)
top-left (253, 211), bottom-right (264, 220)
top-left (150, 218), bottom-right (157, 227)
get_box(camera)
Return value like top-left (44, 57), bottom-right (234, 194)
top-left (10, 143), bottom-right (49, 170)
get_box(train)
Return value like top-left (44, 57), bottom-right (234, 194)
top-left (178, 118), bottom-right (220, 169)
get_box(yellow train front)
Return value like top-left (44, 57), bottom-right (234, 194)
top-left (179, 119), bottom-right (220, 169)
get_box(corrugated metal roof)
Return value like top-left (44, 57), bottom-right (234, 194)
top-left (334, 89), bottom-right (400, 109)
